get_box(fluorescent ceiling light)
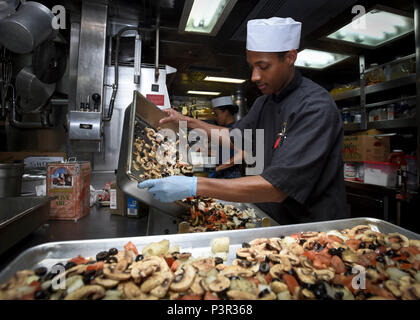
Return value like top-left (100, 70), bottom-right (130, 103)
top-left (204, 76), bottom-right (246, 84)
top-left (179, 0), bottom-right (238, 36)
top-left (187, 90), bottom-right (221, 96)
top-left (295, 49), bottom-right (351, 70)
top-left (327, 9), bottom-right (414, 48)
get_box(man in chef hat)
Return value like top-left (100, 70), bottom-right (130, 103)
top-left (139, 17), bottom-right (348, 225)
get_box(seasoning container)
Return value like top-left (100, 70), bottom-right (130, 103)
top-left (387, 104), bottom-right (395, 120)
top-left (344, 162), bottom-right (357, 181)
top-left (46, 160), bottom-right (91, 221)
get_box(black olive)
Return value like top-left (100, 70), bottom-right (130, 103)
top-left (304, 283), bottom-right (315, 291)
top-left (83, 270), bottom-right (96, 284)
top-left (96, 269), bottom-right (104, 277)
top-left (313, 282), bottom-right (327, 300)
top-left (34, 267), bottom-right (48, 277)
top-left (64, 262), bottom-right (77, 270)
top-left (135, 254), bottom-right (144, 262)
top-left (328, 248), bottom-right (340, 256)
top-left (108, 248), bottom-right (118, 256)
top-left (259, 262), bottom-right (270, 274)
top-left (338, 247), bottom-right (345, 253)
top-left (314, 242), bottom-right (323, 252)
top-left (96, 251), bottom-right (109, 261)
top-left (242, 242), bottom-right (251, 248)
top-left (334, 292), bottom-right (344, 300)
top-left (258, 288), bottom-right (270, 298)
top-left (229, 276), bottom-right (240, 280)
top-left (264, 256), bottom-right (270, 264)
top-left (299, 239), bottom-right (307, 245)
top-left (359, 242), bottom-right (366, 249)
top-left (368, 244), bottom-right (377, 250)
top-left (107, 256), bottom-right (118, 264)
top-left (376, 256), bottom-right (385, 263)
top-left (398, 259), bottom-right (410, 264)
top-left (214, 257), bottom-right (224, 265)
top-left (287, 268), bottom-right (297, 277)
top-left (386, 249), bottom-right (395, 256)
top-left (34, 290), bottom-right (48, 300)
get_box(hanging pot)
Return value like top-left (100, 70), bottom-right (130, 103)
top-left (16, 66), bottom-right (56, 113)
top-left (0, 1), bottom-right (56, 54)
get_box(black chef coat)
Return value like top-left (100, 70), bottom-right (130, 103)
top-left (232, 70), bottom-right (348, 225)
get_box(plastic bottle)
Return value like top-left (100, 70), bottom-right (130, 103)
top-left (387, 150), bottom-right (408, 189)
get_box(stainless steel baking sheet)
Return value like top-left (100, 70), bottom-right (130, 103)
top-left (1, 217), bottom-right (419, 284)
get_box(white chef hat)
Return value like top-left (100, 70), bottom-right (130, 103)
top-left (247, 17), bottom-right (302, 52)
top-left (211, 96), bottom-right (233, 108)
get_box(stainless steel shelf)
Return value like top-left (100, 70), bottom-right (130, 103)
top-left (367, 118), bottom-right (417, 130)
top-left (365, 95), bottom-right (416, 109)
top-left (333, 74), bottom-right (416, 101)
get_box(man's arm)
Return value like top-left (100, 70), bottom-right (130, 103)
top-left (197, 175), bottom-right (288, 203)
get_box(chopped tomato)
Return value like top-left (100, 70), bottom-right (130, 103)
top-left (401, 246), bottom-right (420, 256)
top-left (29, 281), bottom-right (41, 292)
top-left (313, 254), bottom-right (331, 269)
top-left (327, 235), bottom-right (344, 244)
top-left (170, 260), bottom-right (179, 272)
top-left (68, 255), bottom-right (90, 265)
top-left (181, 294), bottom-right (202, 300)
top-left (392, 254), bottom-right (408, 262)
top-left (204, 292), bottom-right (220, 300)
top-left (333, 275), bottom-right (354, 293)
top-left (374, 246), bottom-right (387, 255)
top-left (317, 237), bottom-right (327, 246)
top-left (303, 250), bottom-right (317, 261)
top-left (165, 257), bottom-right (175, 268)
top-left (264, 273), bottom-right (273, 284)
top-left (283, 274), bottom-right (299, 295)
top-left (289, 234), bottom-right (300, 240)
top-left (86, 261), bottom-right (104, 272)
top-left (346, 239), bottom-right (361, 250)
top-left (413, 261), bottom-right (420, 271)
top-left (124, 241), bottom-right (139, 256)
top-left (331, 255), bottom-right (346, 274)
top-left (399, 263), bottom-right (413, 270)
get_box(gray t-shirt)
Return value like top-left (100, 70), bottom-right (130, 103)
top-left (233, 70), bottom-right (348, 225)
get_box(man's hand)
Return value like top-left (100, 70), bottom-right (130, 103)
top-left (159, 108), bottom-right (189, 125)
top-left (138, 176), bottom-right (197, 203)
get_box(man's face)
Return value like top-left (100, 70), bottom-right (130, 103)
top-left (246, 50), bottom-right (297, 95)
top-left (213, 108), bottom-right (229, 126)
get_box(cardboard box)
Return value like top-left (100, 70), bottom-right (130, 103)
top-left (110, 182), bottom-right (126, 216)
top-left (46, 161), bottom-right (91, 221)
top-left (342, 135), bottom-right (390, 162)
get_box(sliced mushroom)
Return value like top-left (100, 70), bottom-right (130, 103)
top-left (236, 248), bottom-right (252, 259)
top-left (385, 233), bottom-right (409, 248)
top-left (175, 252), bottom-right (192, 260)
top-left (190, 275), bottom-right (205, 296)
top-left (384, 280), bottom-right (402, 298)
top-left (314, 269), bottom-right (335, 282)
top-left (288, 243), bottom-right (304, 256)
top-left (170, 264), bottom-right (196, 292)
top-left (300, 231), bottom-right (319, 238)
top-left (150, 272), bottom-right (174, 299)
top-left (269, 263), bottom-right (287, 279)
top-left (350, 225), bottom-right (371, 236)
top-left (103, 265), bottom-right (131, 281)
top-left (342, 250), bottom-right (358, 263)
top-left (141, 272), bottom-right (167, 293)
top-left (221, 265), bottom-right (255, 278)
top-left (249, 238), bottom-right (268, 246)
top-left (300, 288), bottom-right (316, 300)
top-left (366, 268), bottom-right (381, 282)
top-left (121, 281), bottom-right (143, 299)
top-left (93, 276), bottom-right (119, 289)
top-left (299, 255), bottom-right (313, 269)
top-left (401, 283), bottom-right (420, 300)
top-left (295, 268), bottom-right (316, 284)
top-left (209, 275), bottom-right (230, 293)
top-left (269, 255), bottom-right (292, 273)
top-left (64, 285), bottom-right (105, 300)
top-left (226, 290), bottom-right (257, 300)
top-left (192, 258), bottom-right (215, 274)
top-left (270, 281), bottom-right (288, 294)
top-left (130, 256), bottom-right (168, 283)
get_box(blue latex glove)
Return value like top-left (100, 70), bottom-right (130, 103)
top-left (138, 176), bottom-right (197, 203)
